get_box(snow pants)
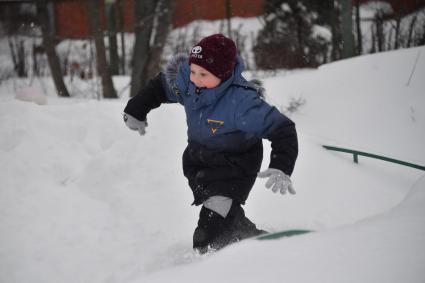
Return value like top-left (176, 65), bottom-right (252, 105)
top-left (182, 140), bottom-right (263, 206)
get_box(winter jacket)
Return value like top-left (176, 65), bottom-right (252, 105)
top-left (124, 55), bottom-right (298, 205)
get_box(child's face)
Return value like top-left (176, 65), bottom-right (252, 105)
top-left (190, 63), bottom-right (221, 89)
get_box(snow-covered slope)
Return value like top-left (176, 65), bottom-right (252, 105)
top-left (0, 46), bottom-right (424, 283)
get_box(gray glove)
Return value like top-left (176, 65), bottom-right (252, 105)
top-left (257, 168), bottom-right (296, 195)
top-left (123, 113), bottom-right (147, 135)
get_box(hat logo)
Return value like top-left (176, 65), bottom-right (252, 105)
top-left (191, 46), bottom-right (202, 54)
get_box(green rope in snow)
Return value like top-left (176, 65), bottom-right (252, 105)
top-left (257, 230), bottom-right (312, 240)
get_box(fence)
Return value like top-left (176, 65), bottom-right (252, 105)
top-left (322, 145), bottom-right (425, 171)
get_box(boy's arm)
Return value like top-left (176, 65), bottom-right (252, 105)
top-left (235, 94), bottom-right (298, 176)
top-left (124, 72), bottom-right (179, 121)
top-left (266, 119), bottom-right (298, 176)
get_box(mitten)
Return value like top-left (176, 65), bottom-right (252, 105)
top-left (123, 113), bottom-right (147, 136)
top-left (257, 168), bottom-right (296, 195)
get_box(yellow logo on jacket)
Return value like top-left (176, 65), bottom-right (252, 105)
top-left (207, 119), bottom-right (224, 135)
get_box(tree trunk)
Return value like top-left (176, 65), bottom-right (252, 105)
top-left (370, 25), bottom-right (376, 53)
top-left (330, 0), bottom-right (342, 61)
top-left (141, 0), bottom-right (175, 87)
top-left (35, 0), bottom-right (70, 97)
top-left (130, 0), bottom-right (156, 98)
top-left (225, 0), bottom-right (232, 38)
top-left (375, 12), bottom-right (384, 52)
top-left (406, 14), bottom-right (418, 48)
top-left (8, 37), bottom-right (27, 78)
top-left (117, 0), bottom-right (126, 74)
top-left (106, 2), bottom-right (120, 75)
top-left (340, 0), bottom-right (355, 58)
top-left (355, 0), bottom-right (362, 55)
top-left (87, 0), bottom-right (117, 99)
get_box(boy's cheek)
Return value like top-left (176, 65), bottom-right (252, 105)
top-left (204, 79), bottom-right (221, 89)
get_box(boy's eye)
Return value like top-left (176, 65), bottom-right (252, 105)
top-left (200, 73), bottom-right (207, 77)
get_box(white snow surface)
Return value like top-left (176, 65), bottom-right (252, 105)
top-left (1, 46), bottom-right (424, 283)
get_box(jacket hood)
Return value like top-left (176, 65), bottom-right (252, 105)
top-left (164, 53), bottom-right (188, 92)
top-left (163, 53), bottom-right (265, 98)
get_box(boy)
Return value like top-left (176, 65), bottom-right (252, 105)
top-left (123, 34), bottom-right (298, 253)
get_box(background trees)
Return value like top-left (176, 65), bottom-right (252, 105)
top-left (87, 0), bottom-right (117, 99)
top-left (254, 0), bottom-right (330, 69)
top-left (35, 0), bottom-right (70, 97)
top-left (252, 0), bottom-right (424, 69)
top-left (0, 0), bottom-right (424, 97)
top-left (130, 0), bottom-right (175, 97)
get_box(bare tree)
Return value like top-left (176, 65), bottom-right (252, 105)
top-left (340, 0), bottom-right (355, 58)
top-left (354, 0), bottom-right (362, 55)
top-left (35, 0), bottom-right (70, 97)
top-left (225, 0), bottom-right (232, 38)
top-left (406, 14), bottom-right (418, 48)
top-left (87, 0), bottom-right (117, 98)
top-left (141, 0), bottom-right (175, 87)
top-left (329, 0), bottom-right (342, 61)
top-left (8, 37), bottom-right (27, 78)
top-left (106, 0), bottom-right (119, 75)
top-left (130, 0), bottom-right (156, 97)
top-left (374, 11), bottom-right (385, 52)
top-left (117, 0), bottom-right (126, 74)
top-left (393, 13), bottom-right (402, 49)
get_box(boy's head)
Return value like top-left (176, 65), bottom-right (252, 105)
top-left (189, 34), bottom-right (237, 83)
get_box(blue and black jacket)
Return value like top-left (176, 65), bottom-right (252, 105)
top-left (124, 55), bottom-right (298, 205)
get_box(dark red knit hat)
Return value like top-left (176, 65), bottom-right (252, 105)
top-left (189, 34), bottom-right (237, 81)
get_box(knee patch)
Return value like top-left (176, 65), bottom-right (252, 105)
top-left (203, 195), bottom-right (233, 218)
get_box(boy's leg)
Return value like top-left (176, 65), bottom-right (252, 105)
top-left (223, 201), bottom-right (267, 241)
top-left (193, 204), bottom-right (226, 254)
top-left (193, 196), bottom-right (266, 253)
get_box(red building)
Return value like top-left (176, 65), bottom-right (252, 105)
top-left (2, 0), bottom-right (422, 39)
top-left (53, 0), bottom-right (264, 39)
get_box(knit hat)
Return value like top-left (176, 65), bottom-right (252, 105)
top-left (189, 34), bottom-right (237, 81)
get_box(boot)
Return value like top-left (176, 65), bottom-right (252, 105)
top-left (193, 206), bottom-right (226, 254)
top-left (193, 203), bottom-right (267, 254)
top-left (221, 202), bottom-right (267, 243)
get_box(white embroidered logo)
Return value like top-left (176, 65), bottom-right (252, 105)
top-left (191, 46), bottom-right (202, 54)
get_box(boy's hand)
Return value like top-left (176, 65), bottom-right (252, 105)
top-left (123, 113), bottom-right (147, 136)
top-left (257, 168), bottom-right (295, 195)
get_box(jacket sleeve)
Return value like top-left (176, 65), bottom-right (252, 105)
top-left (235, 93), bottom-right (298, 176)
top-left (124, 72), bottom-right (179, 121)
top-left (267, 118), bottom-right (298, 176)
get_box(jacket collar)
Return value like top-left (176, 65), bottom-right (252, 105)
top-left (190, 56), bottom-right (246, 109)
top-left (165, 54), bottom-right (249, 109)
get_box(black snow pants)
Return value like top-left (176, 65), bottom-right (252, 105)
top-left (182, 140), bottom-right (263, 206)
top-left (182, 140), bottom-right (265, 253)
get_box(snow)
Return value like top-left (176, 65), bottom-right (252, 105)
top-left (1, 44), bottom-right (425, 283)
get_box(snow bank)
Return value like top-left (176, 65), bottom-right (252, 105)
top-left (0, 46), bottom-right (424, 283)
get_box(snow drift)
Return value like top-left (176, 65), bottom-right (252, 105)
top-left (0, 46), bottom-right (424, 283)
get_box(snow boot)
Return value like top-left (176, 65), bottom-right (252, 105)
top-left (219, 202), bottom-right (267, 244)
top-left (193, 206), bottom-right (226, 254)
top-left (193, 202), bottom-right (266, 254)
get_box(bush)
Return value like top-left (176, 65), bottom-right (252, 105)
top-left (254, 0), bottom-right (329, 69)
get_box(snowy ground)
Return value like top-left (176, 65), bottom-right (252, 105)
top-left (0, 45), bottom-right (424, 282)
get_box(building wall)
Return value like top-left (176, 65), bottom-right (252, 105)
top-left (53, 0), bottom-right (424, 39)
top-left (173, 0), bottom-right (264, 27)
top-left (54, 0), bottom-right (135, 39)
top-left (54, 0), bottom-right (263, 39)
top-left (55, 0), bottom-right (105, 39)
